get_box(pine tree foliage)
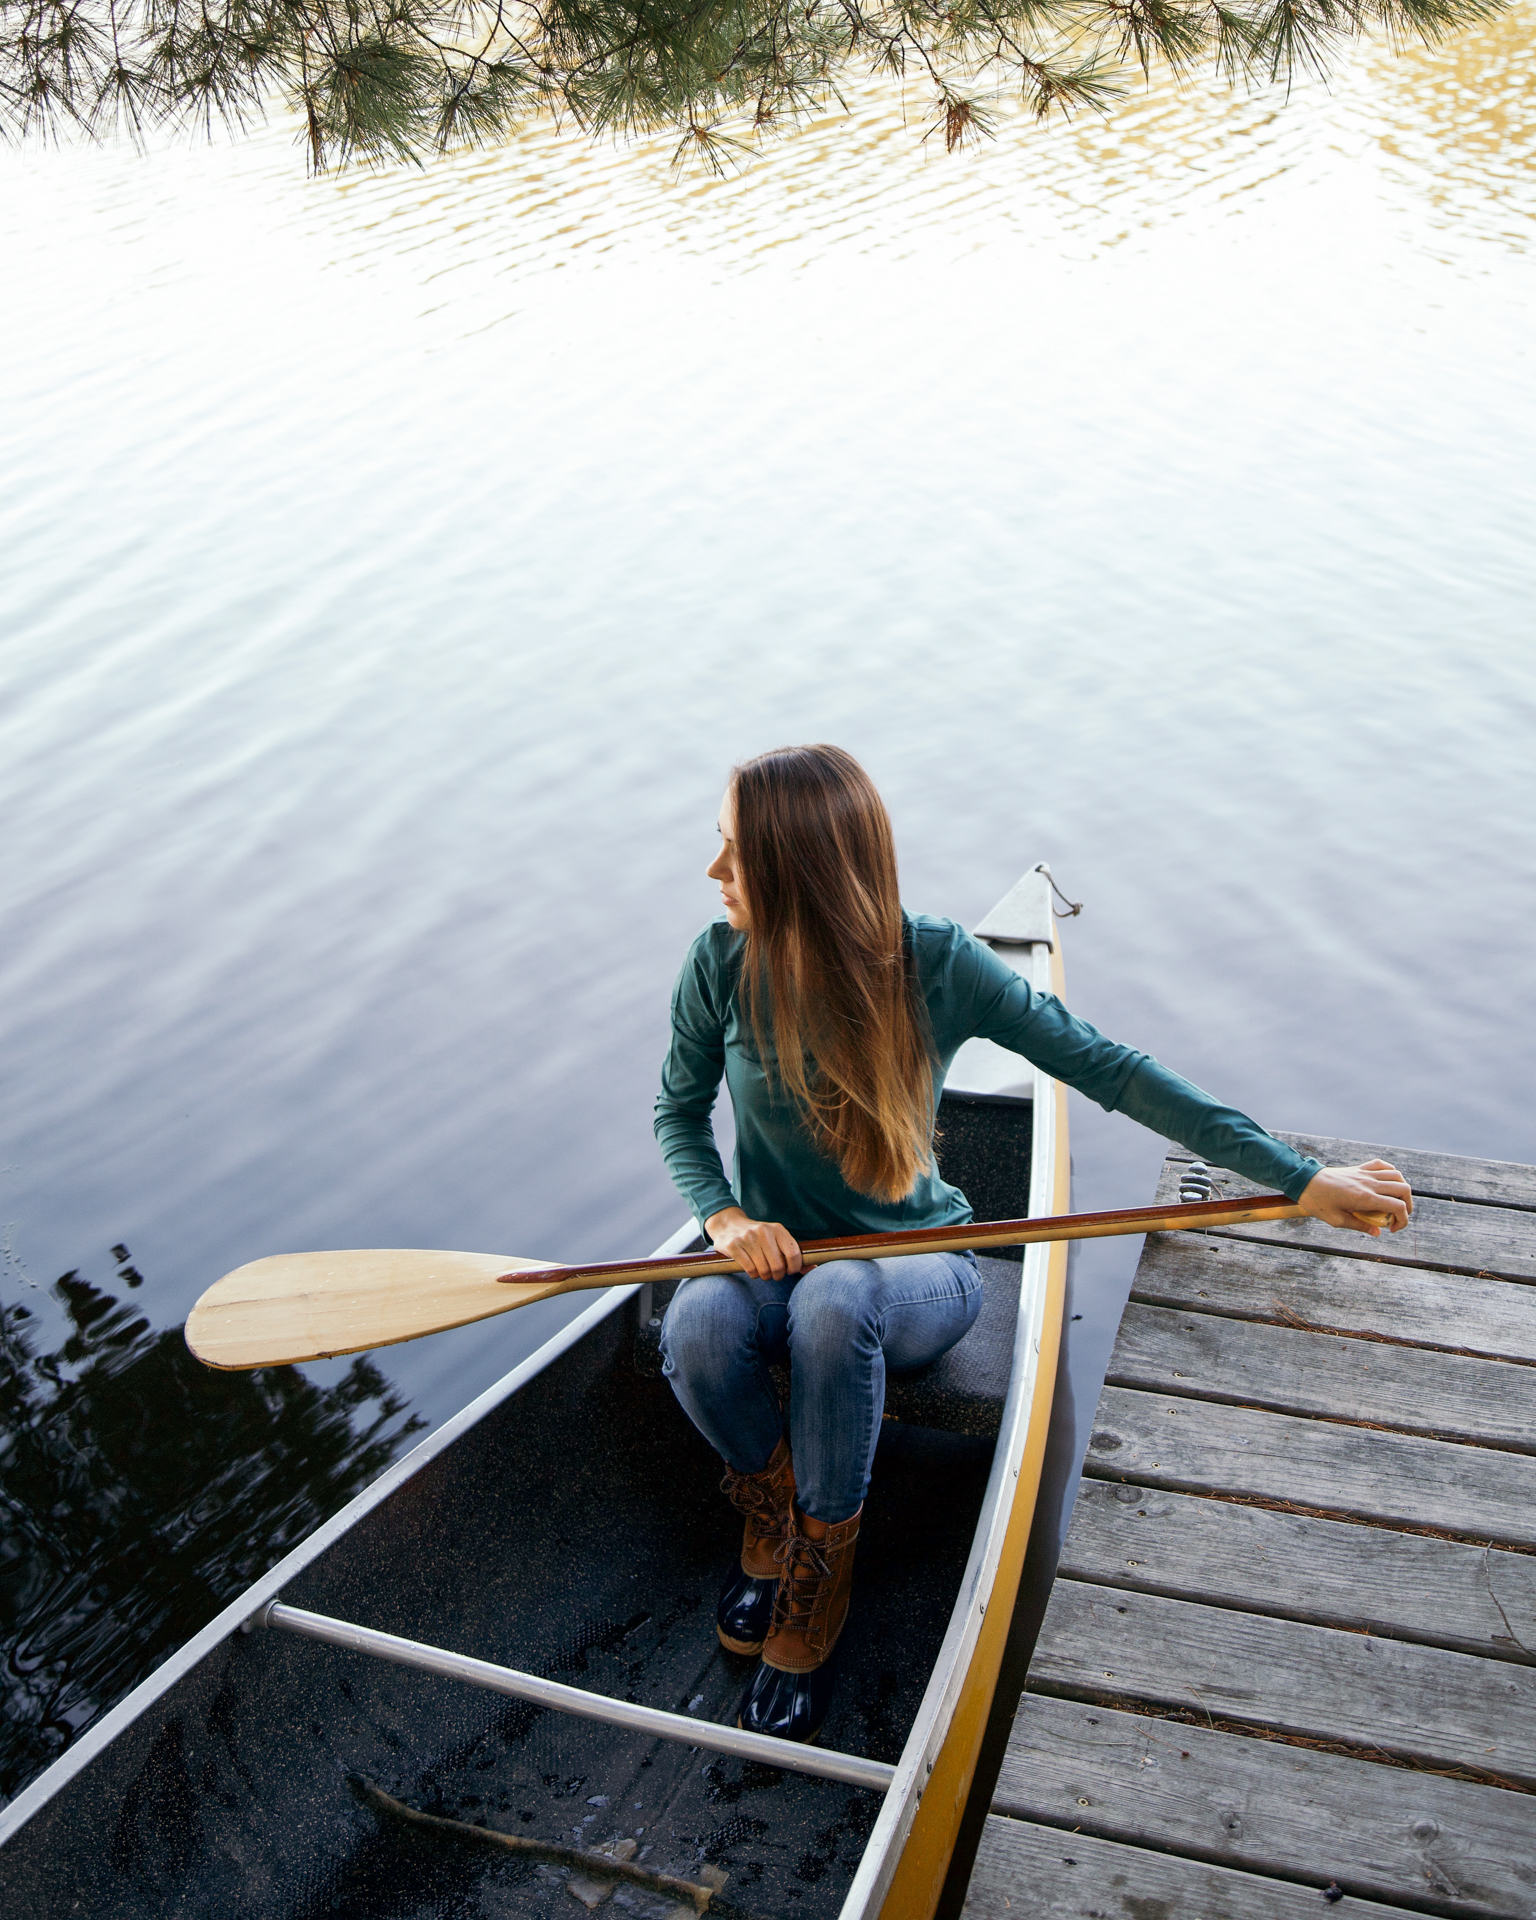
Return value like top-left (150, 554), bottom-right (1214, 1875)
top-left (0, 0), bottom-right (1508, 171)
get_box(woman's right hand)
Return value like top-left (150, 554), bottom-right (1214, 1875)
top-left (705, 1207), bottom-right (803, 1280)
top-left (1297, 1159), bottom-right (1413, 1235)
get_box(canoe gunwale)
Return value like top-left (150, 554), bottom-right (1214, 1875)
top-left (0, 1221), bottom-right (699, 1848)
top-left (838, 932), bottom-right (1065, 1920)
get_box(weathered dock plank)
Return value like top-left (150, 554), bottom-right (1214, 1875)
top-left (992, 1697), bottom-right (1536, 1918)
top-left (1028, 1581), bottom-right (1536, 1785)
top-left (963, 1817), bottom-right (1437, 1919)
top-left (1130, 1233), bottom-right (1536, 1362)
top-left (1086, 1385), bottom-right (1536, 1547)
top-left (1168, 1135), bottom-right (1536, 1212)
top-left (966, 1137), bottom-right (1536, 1920)
top-left (1206, 1207), bottom-right (1534, 1283)
top-left (1058, 1479), bottom-right (1536, 1663)
top-left (1149, 1173), bottom-right (1536, 1283)
top-left (1106, 1302), bottom-right (1536, 1452)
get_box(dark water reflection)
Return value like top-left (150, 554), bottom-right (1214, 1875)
top-left (0, 1255), bottom-right (422, 1799)
top-left (3, 7), bottom-right (1536, 1817)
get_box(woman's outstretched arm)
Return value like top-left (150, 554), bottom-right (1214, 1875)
top-left (959, 935), bottom-right (1410, 1233)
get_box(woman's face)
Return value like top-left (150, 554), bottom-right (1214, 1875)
top-left (707, 788), bottom-right (750, 930)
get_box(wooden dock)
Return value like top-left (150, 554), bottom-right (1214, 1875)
top-left (962, 1134), bottom-right (1536, 1920)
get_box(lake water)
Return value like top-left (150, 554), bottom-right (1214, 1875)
top-left (3, 17), bottom-right (1535, 1809)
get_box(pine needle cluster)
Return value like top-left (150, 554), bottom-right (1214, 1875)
top-left (0, 0), bottom-right (1508, 172)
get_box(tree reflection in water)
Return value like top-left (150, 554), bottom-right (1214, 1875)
top-left (0, 1249), bottom-right (425, 1803)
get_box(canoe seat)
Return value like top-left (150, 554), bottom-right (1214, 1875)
top-left (632, 1251), bottom-right (1020, 1440)
top-left (882, 1253), bottom-right (1020, 1438)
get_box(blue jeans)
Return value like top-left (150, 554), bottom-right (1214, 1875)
top-left (660, 1251), bottom-right (982, 1524)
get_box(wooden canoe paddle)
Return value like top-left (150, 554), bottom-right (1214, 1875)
top-left (184, 1192), bottom-right (1394, 1371)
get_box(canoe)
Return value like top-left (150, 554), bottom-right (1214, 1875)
top-left (0, 865), bottom-right (1069, 1920)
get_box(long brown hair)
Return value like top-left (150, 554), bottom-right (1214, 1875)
top-left (731, 745), bottom-right (935, 1203)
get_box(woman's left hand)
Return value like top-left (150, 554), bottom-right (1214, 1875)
top-left (1297, 1160), bottom-right (1413, 1236)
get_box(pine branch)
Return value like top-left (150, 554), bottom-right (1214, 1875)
top-left (0, 0), bottom-right (1510, 167)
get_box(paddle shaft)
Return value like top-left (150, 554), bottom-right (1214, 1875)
top-left (495, 1192), bottom-right (1385, 1293)
top-left (184, 1193), bottom-right (1400, 1371)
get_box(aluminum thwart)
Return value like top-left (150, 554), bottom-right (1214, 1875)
top-left (264, 1602), bottom-right (896, 1793)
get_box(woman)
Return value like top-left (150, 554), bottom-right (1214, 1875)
top-left (654, 745), bottom-right (1410, 1744)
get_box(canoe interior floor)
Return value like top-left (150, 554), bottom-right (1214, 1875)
top-left (4, 1276), bottom-right (1005, 1920)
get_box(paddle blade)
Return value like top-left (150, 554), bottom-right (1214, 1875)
top-left (184, 1249), bottom-right (564, 1370)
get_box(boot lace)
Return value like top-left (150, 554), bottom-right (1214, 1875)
top-left (721, 1467), bottom-right (776, 1517)
top-left (772, 1529), bottom-right (833, 1632)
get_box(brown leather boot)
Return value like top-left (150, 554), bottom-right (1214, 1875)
top-left (720, 1435), bottom-right (796, 1578)
top-left (716, 1437), bottom-right (795, 1655)
top-left (737, 1503), bottom-right (861, 1741)
top-left (762, 1503), bottom-right (861, 1674)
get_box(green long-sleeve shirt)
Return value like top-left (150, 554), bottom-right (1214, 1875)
top-left (653, 913), bottom-right (1322, 1239)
